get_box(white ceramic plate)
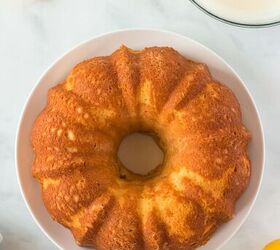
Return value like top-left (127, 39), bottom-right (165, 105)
top-left (16, 29), bottom-right (265, 250)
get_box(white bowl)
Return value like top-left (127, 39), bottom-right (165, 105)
top-left (16, 29), bottom-right (265, 250)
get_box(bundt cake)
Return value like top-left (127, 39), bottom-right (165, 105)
top-left (31, 45), bottom-right (251, 250)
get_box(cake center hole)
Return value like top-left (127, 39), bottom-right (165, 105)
top-left (117, 133), bottom-right (164, 176)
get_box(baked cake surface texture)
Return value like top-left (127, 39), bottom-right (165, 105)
top-left (31, 46), bottom-right (250, 250)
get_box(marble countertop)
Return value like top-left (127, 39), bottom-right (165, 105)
top-left (1, 0), bottom-right (279, 249)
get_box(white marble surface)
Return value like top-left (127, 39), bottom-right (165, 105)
top-left (0, 0), bottom-right (279, 249)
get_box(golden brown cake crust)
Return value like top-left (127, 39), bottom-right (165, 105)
top-left (31, 46), bottom-right (250, 250)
